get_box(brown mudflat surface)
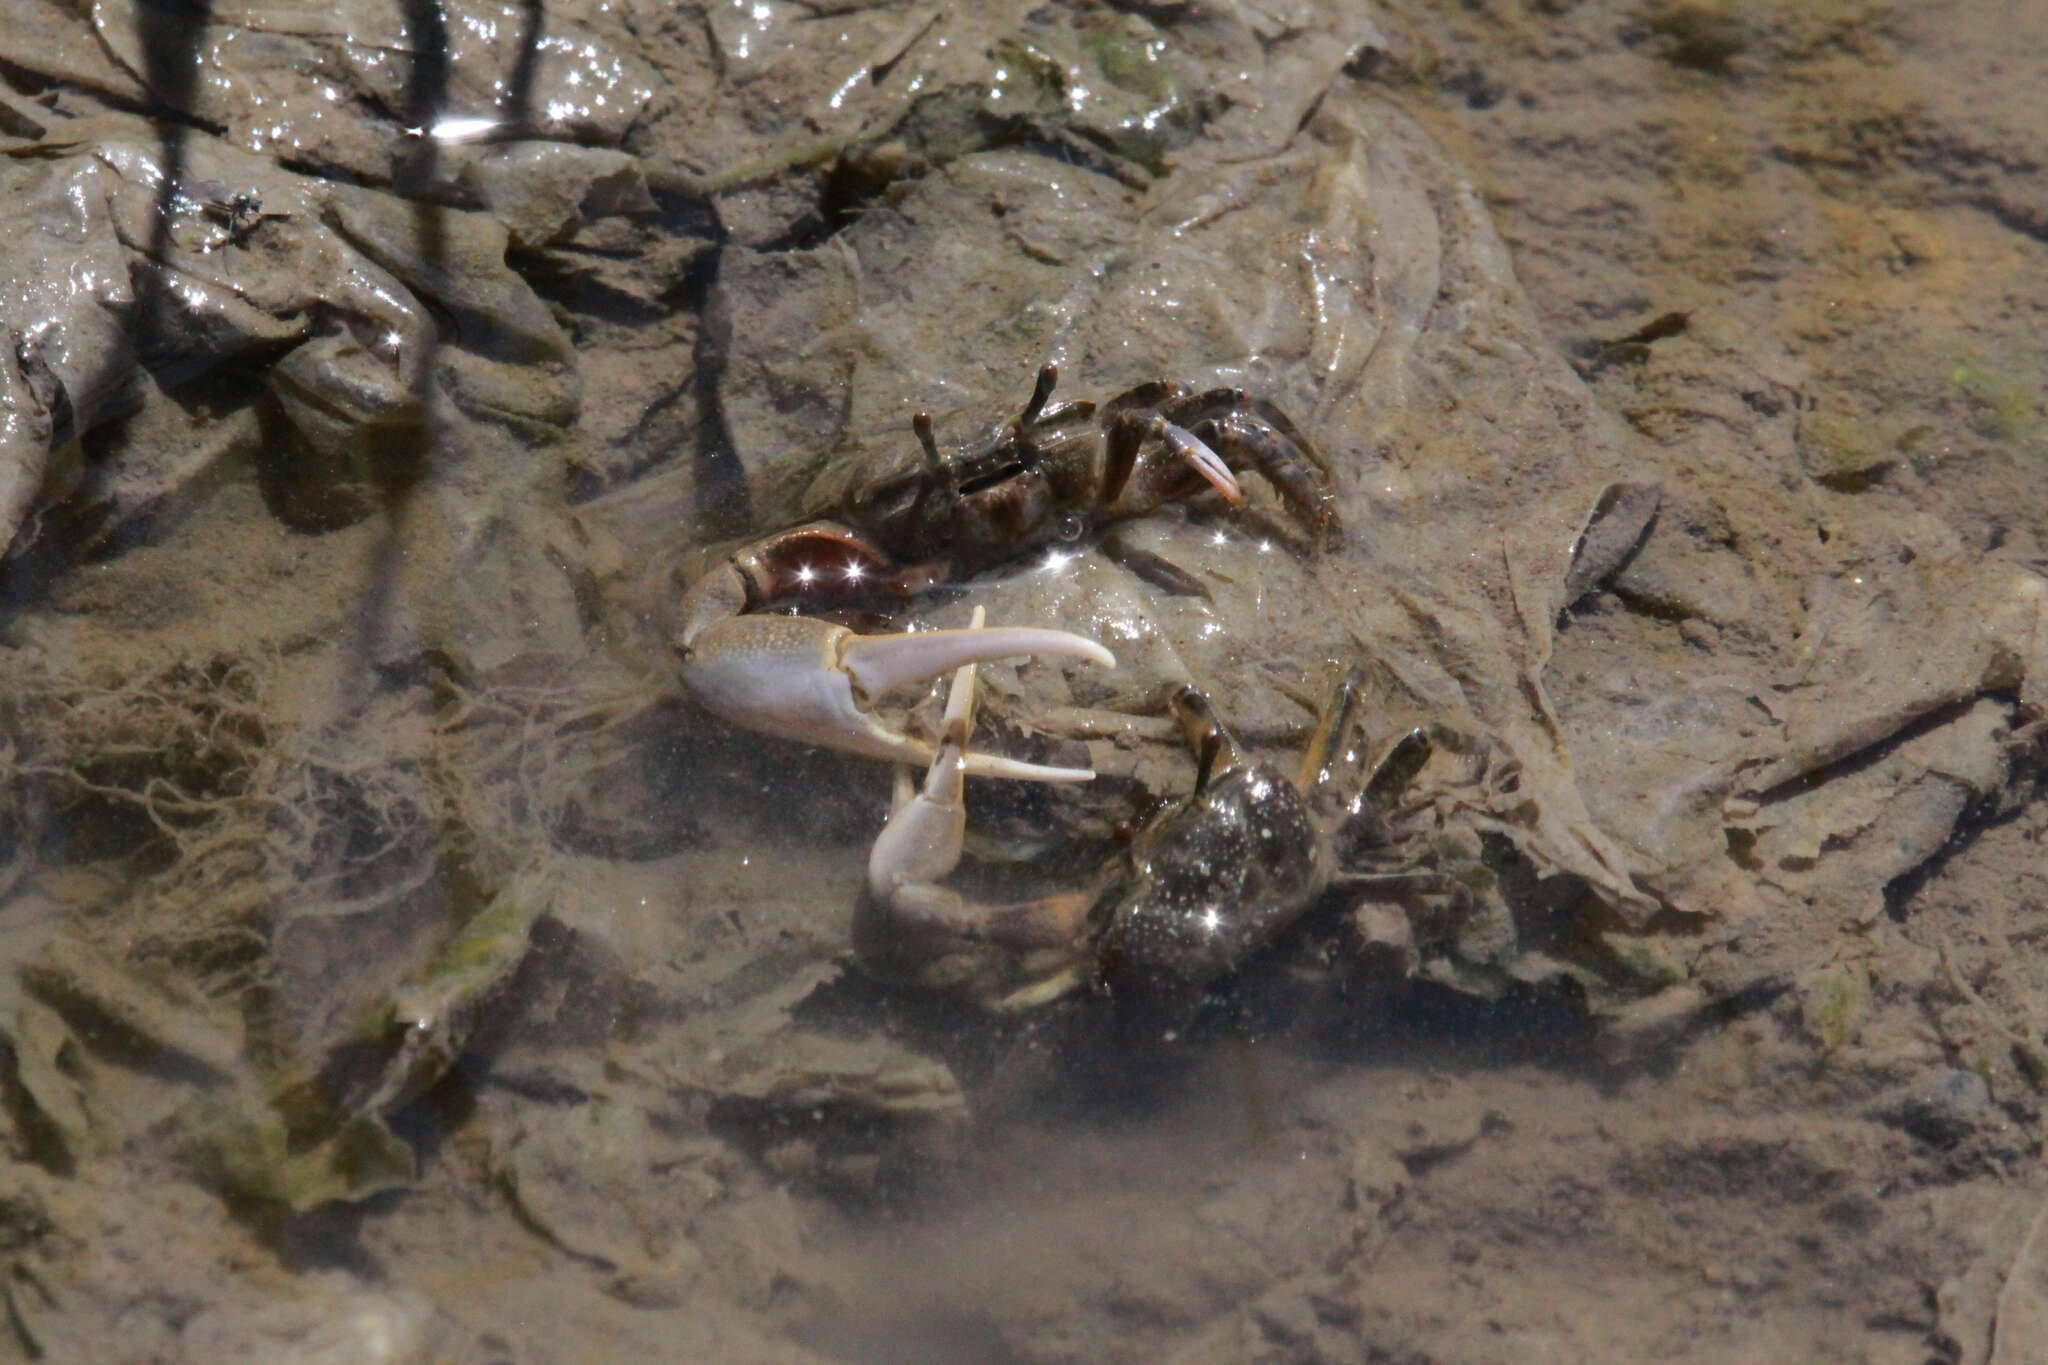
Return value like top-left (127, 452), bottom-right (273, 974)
top-left (2, 3), bottom-right (2045, 1362)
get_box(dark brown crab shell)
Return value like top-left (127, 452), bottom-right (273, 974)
top-left (782, 396), bottom-right (1104, 570)
top-left (1093, 757), bottom-right (1335, 1009)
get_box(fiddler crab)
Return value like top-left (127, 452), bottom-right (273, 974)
top-left (673, 364), bottom-right (1340, 781)
top-left (854, 613), bottom-right (1434, 1018)
top-left (673, 365), bottom-right (1353, 1012)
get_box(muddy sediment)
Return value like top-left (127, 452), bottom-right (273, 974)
top-left (2, 2), bottom-right (2046, 1361)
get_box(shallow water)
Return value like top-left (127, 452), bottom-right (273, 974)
top-left (3, 2), bottom-right (2048, 1361)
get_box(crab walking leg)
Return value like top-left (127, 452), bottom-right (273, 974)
top-left (679, 611), bottom-right (1107, 781)
top-left (868, 610), bottom-right (985, 918)
top-left (868, 609), bottom-right (1098, 948)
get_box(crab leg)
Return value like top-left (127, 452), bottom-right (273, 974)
top-left (868, 608), bottom-right (1097, 948)
top-left (678, 609), bottom-right (1107, 781)
top-left (1103, 410), bottom-right (1244, 511)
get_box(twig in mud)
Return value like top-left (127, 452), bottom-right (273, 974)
top-left (1937, 935), bottom-right (2048, 1092)
top-left (640, 132), bottom-right (860, 198)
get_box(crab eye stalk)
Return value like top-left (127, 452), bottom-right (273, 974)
top-left (912, 409), bottom-right (961, 534)
top-left (1019, 362), bottom-right (1060, 430)
top-left (912, 411), bottom-right (949, 482)
top-left (1005, 419), bottom-right (1043, 471)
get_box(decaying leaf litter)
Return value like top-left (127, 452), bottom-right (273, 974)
top-left (2, 0), bottom-right (2047, 1359)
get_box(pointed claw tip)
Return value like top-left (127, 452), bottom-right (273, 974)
top-left (1042, 635), bottom-right (1116, 671)
top-left (840, 624), bottom-right (1112, 697)
top-left (972, 627), bottom-right (1115, 672)
top-left (962, 754), bottom-right (1097, 783)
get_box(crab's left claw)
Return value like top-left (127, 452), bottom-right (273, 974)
top-left (678, 602), bottom-right (1108, 781)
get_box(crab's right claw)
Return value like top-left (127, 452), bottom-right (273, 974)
top-left (1159, 421), bottom-right (1244, 506)
top-left (677, 609), bottom-right (1108, 781)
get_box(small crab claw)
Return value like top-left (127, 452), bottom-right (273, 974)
top-left (1159, 421), bottom-right (1244, 506)
top-left (678, 610), bottom-right (1108, 781)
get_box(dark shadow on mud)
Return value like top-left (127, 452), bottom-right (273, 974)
top-left (343, 0), bottom-right (453, 676)
top-left (346, 0), bottom-right (546, 665)
top-left (1882, 725), bottom-right (2045, 922)
top-left (682, 226), bottom-right (753, 524)
top-left (792, 949), bottom-right (1602, 1158)
top-left (133, 0), bottom-right (211, 354)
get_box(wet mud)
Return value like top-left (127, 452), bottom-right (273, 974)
top-left (2, 2), bottom-right (2046, 1361)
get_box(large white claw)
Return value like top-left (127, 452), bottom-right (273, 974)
top-left (679, 611), bottom-right (1107, 781)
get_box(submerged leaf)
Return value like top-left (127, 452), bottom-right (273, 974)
top-left (175, 1089), bottom-right (415, 1214)
top-left (354, 874), bottom-right (553, 1117)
